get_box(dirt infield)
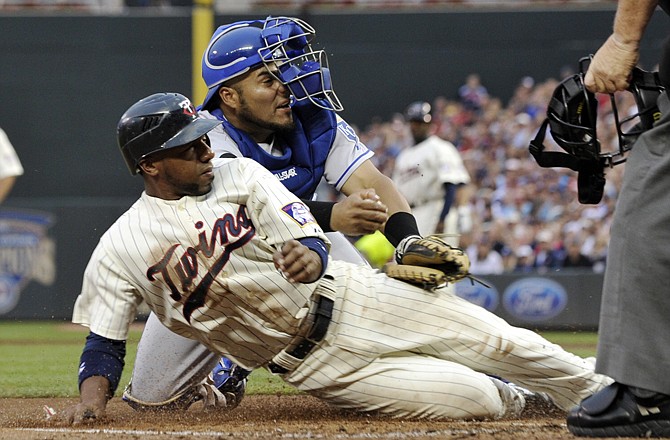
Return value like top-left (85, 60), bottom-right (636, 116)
top-left (0, 394), bottom-right (638, 440)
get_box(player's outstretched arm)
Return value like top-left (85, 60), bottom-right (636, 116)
top-left (53, 376), bottom-right (110, 425)
top-left (0, 176), bottom-right (17, 204)
top-left (51, 331), bottom-right (125, 425)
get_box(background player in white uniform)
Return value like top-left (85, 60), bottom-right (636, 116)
top-left (124, 17), bottom-right (431, 411)
top-left (58, 92), bottom-right (611, 424)
top-left (392, 101), bottom-right (471, 245)
top-left (0, 127), bottom-right (24, 204)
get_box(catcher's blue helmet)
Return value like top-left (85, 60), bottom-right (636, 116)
top-left (201, 20), bottom-right (266, 110)
top-left (201, 16), bottom-right (343, 112)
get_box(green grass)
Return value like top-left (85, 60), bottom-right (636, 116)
top-left (539, 331), bottom-right (600, 358)
top-left (0, 321), bottom-right (598, 398)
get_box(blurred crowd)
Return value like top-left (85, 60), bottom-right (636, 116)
top-left (0, 0), bottom-right (625, 277)
top-left (346, 72), bottom-right (638, 275)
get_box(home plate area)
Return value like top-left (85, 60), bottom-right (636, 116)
top-left (2, 394), bottom-right (575, 440)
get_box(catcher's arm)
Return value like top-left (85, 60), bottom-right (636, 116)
top-left (340, 160), bottom-right (421, 247)
top-left (304, 189), bottom-right (388, 235)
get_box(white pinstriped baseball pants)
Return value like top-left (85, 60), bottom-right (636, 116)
top-left (282, 261), bottom-right (611, 420)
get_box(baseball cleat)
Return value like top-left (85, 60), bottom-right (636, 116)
top-left (490, 377), bottom-right (526, 419)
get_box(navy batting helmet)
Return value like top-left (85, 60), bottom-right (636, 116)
top-left (405, 101), bottom-right (432, 123)
top-left (201, 16), bottom-right (343, 111)
top-left (117, 92), bottom-right (221, 175)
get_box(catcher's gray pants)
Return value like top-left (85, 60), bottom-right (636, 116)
top-left (125, 232), bottom-right (367, 405)
top-left (595, 91), bottom-right (670, 394)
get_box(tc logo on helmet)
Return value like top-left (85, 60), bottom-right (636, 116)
top-left (179, 99), bottom-right (196, 117)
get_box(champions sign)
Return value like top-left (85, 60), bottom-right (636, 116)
top-left (0, 209), bottom-right (55, 315)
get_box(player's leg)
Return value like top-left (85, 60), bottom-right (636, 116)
top-left (123, 312), bottom-right (237, 410)
top-left (290, 351), bottom-right (525, 420)
top-left (322, 264), bottom-right (610, 412)
top-left (414, 294), bottom-right (611, 411)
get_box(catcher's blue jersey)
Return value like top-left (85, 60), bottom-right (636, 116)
top-left (209, 103), bottom-right (337, 199)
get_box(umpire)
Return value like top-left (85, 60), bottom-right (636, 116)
top-left (567, 0), bottom-right (670, 437)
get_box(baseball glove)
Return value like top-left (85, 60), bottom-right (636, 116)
top-left (383, 264), bottom-right (450, 290)
top-left (389, 235), bottom-right (471, 289)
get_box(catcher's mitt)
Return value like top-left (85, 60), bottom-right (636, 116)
top-left (383, 264), bottom-right (450, 290)
top-left (388, 235), bottom-right (471, 289)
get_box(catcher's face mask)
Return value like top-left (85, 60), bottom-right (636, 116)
top-left (529, 56), bottom-right (665, 204)
top-left (259, 16), bottom-right (343, 112)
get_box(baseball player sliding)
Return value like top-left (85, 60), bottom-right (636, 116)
top-left (55, 92), bottom-right (611, 425)
top-left (122, 16), bottom-right (438, 411)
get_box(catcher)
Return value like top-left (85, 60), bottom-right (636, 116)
top-left (59, 92), bottom-right (612, 424)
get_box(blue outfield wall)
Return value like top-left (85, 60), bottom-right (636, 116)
top-left (1, 7), bottom-right (662, 327)
top-left (454, 271), bottom-right (604, 330)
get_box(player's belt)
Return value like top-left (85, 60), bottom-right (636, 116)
top-left (267, 279), bottom-right (335, 375)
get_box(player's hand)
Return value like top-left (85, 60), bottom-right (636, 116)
top-left (49, 375), bottom-right (109, 426)
top-left (274, 239), bottom-right (323, 283)
top-left (584, 33), bottom-right (639, 94)
top-left (50, 402), bottom-right (105, 426)
top-left (331, 189), bottom-right (388, 236)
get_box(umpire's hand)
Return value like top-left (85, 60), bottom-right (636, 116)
top-left (585, 33), bottom-right (639, 94)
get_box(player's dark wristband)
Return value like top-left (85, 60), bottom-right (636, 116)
top-left (297, 237), bottom-right (329, 282)
top-left (384, 212), bottom-right (421, 247)
top-left (78, 332), bottom-right (126, 397)
top-left (304, 200), bottom-right (335, 233)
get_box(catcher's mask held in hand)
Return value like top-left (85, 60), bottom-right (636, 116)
top-left (201, 16), bottom-right (343, 112)
top-left (529, 56), bottom-right (665, 204)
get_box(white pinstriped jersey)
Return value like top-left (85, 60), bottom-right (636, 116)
top-left (392, 135), bottom-right (470, 207)
top-left (72, 157), bottom-right (329, 369)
